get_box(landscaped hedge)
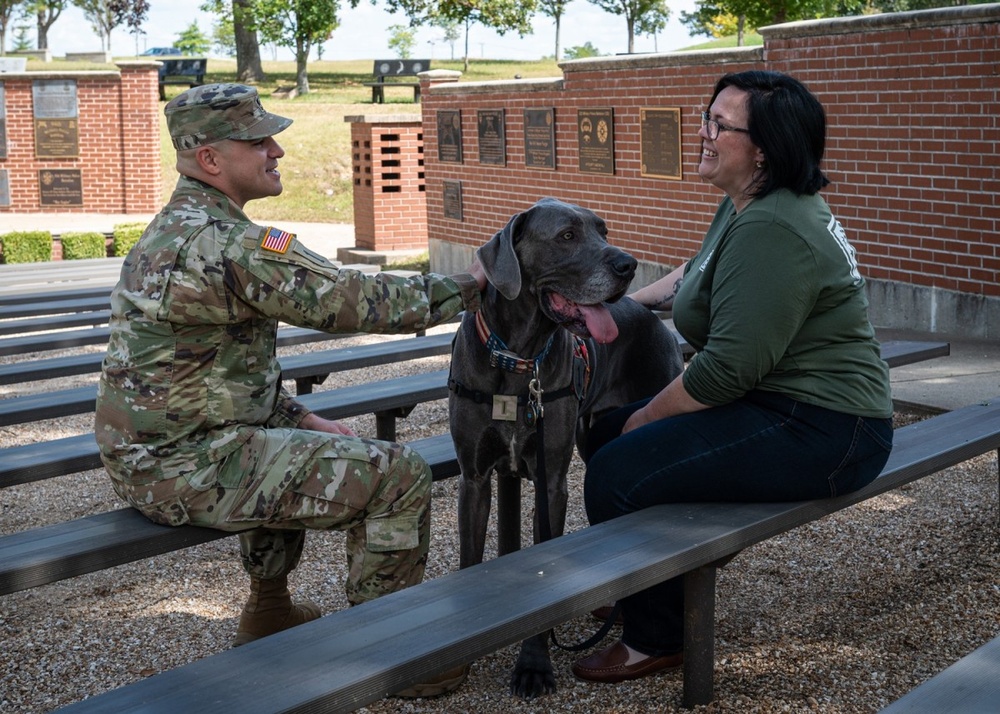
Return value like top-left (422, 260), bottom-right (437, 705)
top-left (60, 231), bottom-right (108, 260)
top-left (112, 222), bottom-right (146, 257)
top-left (0, 230), bottom-right (53, 263)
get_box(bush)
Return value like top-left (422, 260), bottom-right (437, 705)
top-left (0, 230), bottom-right (53, 263)
top-left (112, 222), bottom-right (147, 257)
top-left (60, 231), bottom-right (108, 260)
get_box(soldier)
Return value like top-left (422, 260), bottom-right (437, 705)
top-left (95, 83), bottom-right (484, 698)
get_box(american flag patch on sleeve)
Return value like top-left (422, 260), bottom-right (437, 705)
top-left (260, 227), bottom-right (294, 254)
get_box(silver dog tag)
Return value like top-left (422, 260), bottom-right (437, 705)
top-left (492, 395), bottom-right (518, 421)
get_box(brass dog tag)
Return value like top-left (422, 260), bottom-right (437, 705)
top-left (492, 395), bottom-right (518, 421)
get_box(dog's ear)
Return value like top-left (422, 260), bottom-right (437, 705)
top-left (477, 210), bottom-right (525, 300)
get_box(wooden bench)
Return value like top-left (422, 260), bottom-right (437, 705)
top-left (157, 57), bottom-right (208, 100)
top-left (362, 59), bottom-right (430, 103)
top-left (45, 393), bottom-right (1000, 713)
top-left (880, 635), bottom-right (1000, 713)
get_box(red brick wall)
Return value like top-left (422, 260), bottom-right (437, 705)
top-left (350, 117), bottom-right (427, 252)
top-left (421, 6), bottom-right (1000, 300)
top-left (0, 61), bottom-right (161, 215)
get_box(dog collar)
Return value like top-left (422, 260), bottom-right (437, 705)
top-left (475, 309), bottom-right (554, 374)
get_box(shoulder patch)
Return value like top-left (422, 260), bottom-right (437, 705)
top-left (260, 226), bottom-right (295, 254)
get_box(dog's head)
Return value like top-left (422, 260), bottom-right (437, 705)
top-left (477, 198), bottom-right (637, 344)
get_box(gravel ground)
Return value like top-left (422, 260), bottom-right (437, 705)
top-left (1, 328), bottom-right (998, 713)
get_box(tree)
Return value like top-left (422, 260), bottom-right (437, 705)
top-left (586, 0), bottom-right (669, 54)
top-left (383, 0), bottom-right (536, 71)
top-left (176, 20), bottom-right (211, 54)
top-left (202, 0), bottom-right (266, 83)
top-left (11, 22), bottom-right (31, 50)
top-left (635, 0), bottom-right (669, 50)
top-left (211, 13), bottom-right (236, 55)
top-left (387, 23), bottom-right (415, 58)
top-left (429, 16), bottom-right (460, 59)
top-left (71, 0), bottom-right (147, 52)
top-left (252, 0), bottom-right (339, 94)
top-left (0, 0), bottom-right (21, 55)
top-left (564, 40), bottom-right (601, 58)
top-left (537, 0), bottom-right (569, 61)
top-left (23, 0), bottom-right (65, 51)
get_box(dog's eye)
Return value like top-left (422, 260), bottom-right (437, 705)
top-left (561, 231), bottom-right (573, 241)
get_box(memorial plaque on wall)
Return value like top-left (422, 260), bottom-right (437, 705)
top-left (33, 80), bottom-right (80, 158)
top-left (477, 109), bottom-right (506, 166)
top-left (524, 108), bottom-right (555, 170)
top-left (0, 83), bottom-right (6, 160)
top-left (0, 169), bottom-right (10, 207)
top-left (437, 110), bottom-right (463, 164)
top-left (442, 180), bottom-right (463, 220)
top-left (39, 168), bottom-right (83, 206)
top-left (640, 107), bottom-right (683, 180)
top-left (577, 108), bottom-right (614, 175)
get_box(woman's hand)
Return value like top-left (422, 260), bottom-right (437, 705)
top-left (299, 412), bottom-right (357, 437)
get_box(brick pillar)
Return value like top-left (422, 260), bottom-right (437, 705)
top-left (116, 61), bottom-right (162, 213)
top-left (346, 114), bottom-right (426, 252)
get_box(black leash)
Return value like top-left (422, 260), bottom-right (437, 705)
top-left (529, 389), bottom-right (621, 651)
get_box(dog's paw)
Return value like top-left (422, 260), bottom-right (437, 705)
top-left (509, 665), bottom-right (556, 699)
top-left (509, 635), bottom-right (556, 698)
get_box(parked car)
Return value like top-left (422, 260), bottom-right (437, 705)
top-left (141, 47), bottom-right (182, 56)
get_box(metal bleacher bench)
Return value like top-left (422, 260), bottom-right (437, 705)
top-left (44, 391), bottom-right (1000, 714)
top-left (363, 59), bottom-right (430, 103)
top-left (879, 635), bottom-right (1000, 713)
top-left (157, 57), bottom-right (207, 100)
top-left (4, 337), bottom-right (987, 711)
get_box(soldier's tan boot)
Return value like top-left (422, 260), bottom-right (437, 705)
top-left (233, 575), bottom-right (322, 647)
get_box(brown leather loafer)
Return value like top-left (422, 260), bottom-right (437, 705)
top-left (572, 641), bottom-right (682, 683)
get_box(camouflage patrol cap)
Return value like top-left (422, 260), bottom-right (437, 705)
top-left (165, 83), bottom-right (292, 151)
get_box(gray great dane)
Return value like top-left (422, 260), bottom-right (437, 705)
top-left (448, 197), bottom-right (684, 698)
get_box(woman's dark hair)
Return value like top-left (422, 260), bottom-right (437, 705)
top-left (710, 70), bottom-right (830, 197)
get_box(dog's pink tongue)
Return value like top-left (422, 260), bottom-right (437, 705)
top-left (579, 304), bottom-right (619, 343)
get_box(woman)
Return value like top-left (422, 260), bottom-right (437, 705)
top-left (572, 70), bottom-right (894, 684)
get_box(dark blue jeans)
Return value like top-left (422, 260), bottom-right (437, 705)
top-left (582, 390), bottom-right (893, 657)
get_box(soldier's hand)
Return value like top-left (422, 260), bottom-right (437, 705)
top-left (299, 413), bottom-right (357, 437)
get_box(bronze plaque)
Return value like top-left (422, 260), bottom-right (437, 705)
top-left (35, 118), bottom-right (80, 158)
top-left (477, 109), bottom-right (506, 166)
top-left (0, 169), bottom-right (9, 207)
top-left (442, 179), bottom-right (463, 220)
top-left (39, 168), bottom-right (83, 206)
top-left (437, 110), bottom-right (463, 164)
top-left (578, 108), bottom-right (614, 175)
top-left (640, 107), bottom-right (683, 180)
top-left (524, 108), bottom-right (555, 170)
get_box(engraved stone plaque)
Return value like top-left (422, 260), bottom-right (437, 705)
top-left (524, 108), bottom-right (555, 170)
top-left (0, 83), bottom-right (6, 160)
top-left (38, 168), bottom-right (83, 206)
top-left (640, 107), bottom-right (683, 180)
top-left (578, 108), bottom-right (614, 175)
top-left (32, 79), bottom-right (78, 119)
top-left (477, 109), bottom-right (506, 166)
top-left (0, 169), bottom-right (9, 207)
top-left (442, 179), bottom-right (463, 220)
top-left (437, 109), bottom-right (463, 164)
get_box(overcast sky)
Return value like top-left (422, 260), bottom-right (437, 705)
top-left (38, 0), bottom-right (701, 62)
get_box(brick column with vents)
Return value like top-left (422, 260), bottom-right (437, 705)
top-left (346, 114), bottom-right (426, 253)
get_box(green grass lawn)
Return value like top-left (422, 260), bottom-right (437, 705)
top-left (156, 58), bottom-right (562, 223)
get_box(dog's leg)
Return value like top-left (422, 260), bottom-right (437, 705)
top-left (457, 470), bottom-right (493, 569)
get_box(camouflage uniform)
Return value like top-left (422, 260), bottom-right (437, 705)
top-left (96, 168), bottom-right (479, 604)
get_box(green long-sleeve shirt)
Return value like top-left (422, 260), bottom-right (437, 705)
top-left (673, 189), bottom-right (893, 419)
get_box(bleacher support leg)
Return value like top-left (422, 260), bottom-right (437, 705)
top-left (682, 564), bottom-right (717, 708)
